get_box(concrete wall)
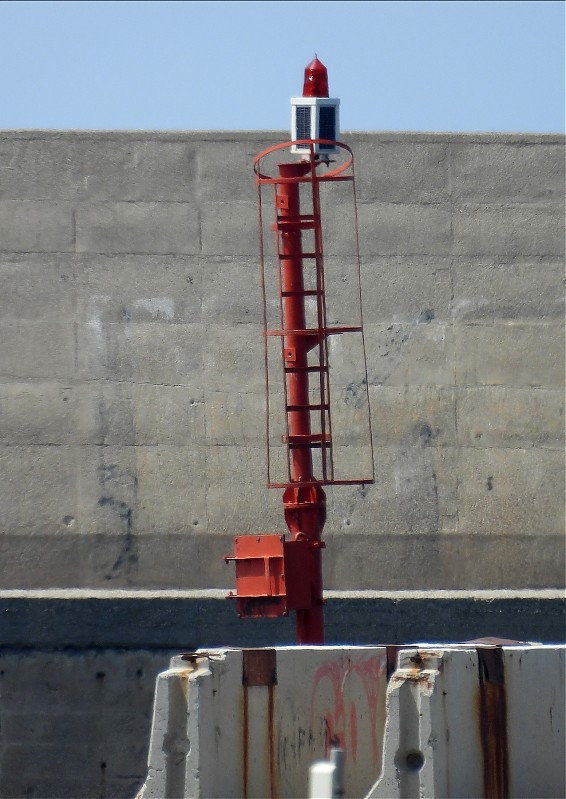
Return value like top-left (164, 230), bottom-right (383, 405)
top-left (0, 130), bottom-right (564, 591)
top-left (0, 130), bottom-right (563, 798)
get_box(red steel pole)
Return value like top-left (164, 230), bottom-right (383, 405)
top-left (277, 161), bottom-right (325, 644)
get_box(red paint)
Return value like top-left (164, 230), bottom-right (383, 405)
top-left (303, 56), bottom-right (329, 97)
top-left (350, 702), bottom-right (358, 763)
top-left (310, 653), bottom-right (386, 763)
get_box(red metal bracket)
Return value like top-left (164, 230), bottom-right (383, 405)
top-left (225, 534), bottom-right (313, 618)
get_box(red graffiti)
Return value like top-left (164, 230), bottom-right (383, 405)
top-left (310, 653), bottom-right (385, 764)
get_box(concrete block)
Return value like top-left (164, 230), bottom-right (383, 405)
top-left (314, 254), bottom-right (364, 329)
top-left (133, 384), bottom-right (205, 446)
top-left (452, 204), bottom-right (564, 257)
top-left (360, 323), bottom-right (455, 387)
top-left (1, 709), bottom-right (99, 745)
top-left (0, 254), bottom-right (77, 321)
top-left (0, 648), bottom-right (162, 712)
top-left (450, 142), bottom-right (565, 203)
top-left (0, 321), bottom-right (75, 380)
top-left (457, 447), bottom-right (564, 537)
top-left (77, 253), bottom-right (203, 324)
top-left (0, 446), bottom-right (78, 535)
top-left (355, 202), bottom-right (452, 257)
top-left (325, 331), bottom-right (374, 449)
top-left (370, 648), bottom-right (481, 799)
top-left (0, 135), bottom-right (79, 200)
top-left (76, 381), bottom-right (136, 445)
top-left (456, 386), bottom-right (564, 450)
top-left (354, 141), bottom-right (450, 204)
top-left (455, 323), bottom-right (564, 388)
top-left (453, 258), bottom-right (565, 320)
top-left (196, 140), bottom-right (262, 203)
top-left (203, 323), bottom-right (264, 393)
top-left (0, 744), bottom-right (100, 797)
top-left (74, 139), bottom-right (199, 202)
top-left (0, 383), bottom-right (78, 445)
top-left (0, 535), bottom-right (86, 588)
top-left (75, 202), bottom-right (200, 254)
top-left (328, 390), bottom-right (374, 449)
top-left (135, 445), bottom-right (208, 535)
top-left (369, 385), bottom-right (457, 448)
top-left (77, 446), bottom-right (138, 539)
top-left (327, 445), bottom-right (458, 539)
top-left (75, 381), bottom-right (204, 446)
top-left (77, 321), bottom-right (204, 385)
top-left (205, 445), bottom-right (281, 535)
top-left (319, 440), bottom-right (374, 487)
top-left (0, 532), bottom-right (237, 589)
top-left (140, 646), bottom-right (387, 799)
top-left (0, 136), bottom-right (198, 201)
top-left (0, 648), bottom-right (170, 799)
top-left (199, 201), bottom-right (257, 256)
top-left (205, 390), bottom-right (265, 446)
top-left (201, 256), bottom-right (265, 325)
top-left (0, 200), bottom-right (74, 252)
top-left (370, 646), bottom-right (566, 799)
top-left (359, 257), bottom-right (452, 324)
top-left (131, 533), bottom-right (235, 588)
top-left (323, 530), bottom-right (565, 590)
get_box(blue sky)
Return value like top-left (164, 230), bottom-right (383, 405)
top-left (0, 0), bottom-right (563, 132)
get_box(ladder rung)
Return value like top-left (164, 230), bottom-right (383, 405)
top-left (279, 214), bottom-right (315, 222)
top-left (273, 218), bottom-right (316, 231)
top-left (284, 365), bottom-right (328, 373)
top-left (282, 433), bottom-right (332, 448)
top-left (281, 290), bottom-right (319, 297)
top-left (286, 404), bottom-right (329, 412)
top-left (279, 252), bottom-right (317, 260)
top-left (266, 327), bottom-right (362, 337)
top-left (266, 328), bottom-right (320, 337)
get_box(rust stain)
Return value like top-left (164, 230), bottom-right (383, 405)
top-left (477, 647), bottom-right (509, 799)
top-left (242, 684), bottom-right (249, 799)
top-left (242, 650), bottom-right (278, 798)
top-left (268, 682), bottom-right (277, 799)
top-left (390, 671), bottom-right (436, 691)
top-left (243, 648), bottom-right (277, 686)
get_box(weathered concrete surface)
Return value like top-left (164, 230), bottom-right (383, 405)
top-left (139, 646), bottom-right (388, 799)
top-left (135, 644), bottom-right (566, 798)
top-left (0, 130), bottom-right (564, 591)
top-left (369, 645), bottom-right (566, 798)
top-left (1, 591), bottom-right (564, 649)
top-left (0, 648), bottom-right (172, 799)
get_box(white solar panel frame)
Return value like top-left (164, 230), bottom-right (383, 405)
top-left (290, 97), bottom-right (340, 154)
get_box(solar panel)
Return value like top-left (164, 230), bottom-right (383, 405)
top-left (318, 106), bottom-right (336, 150)
top-left (295, 106), bottom-right (311, 149)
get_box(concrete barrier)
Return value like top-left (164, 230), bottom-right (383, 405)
top-left (138, 646), bottom-right (388, 799)
top-left (138, 644), bottom-right (566, 799)
top-left (369, 644), bottom-right (566, 798)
